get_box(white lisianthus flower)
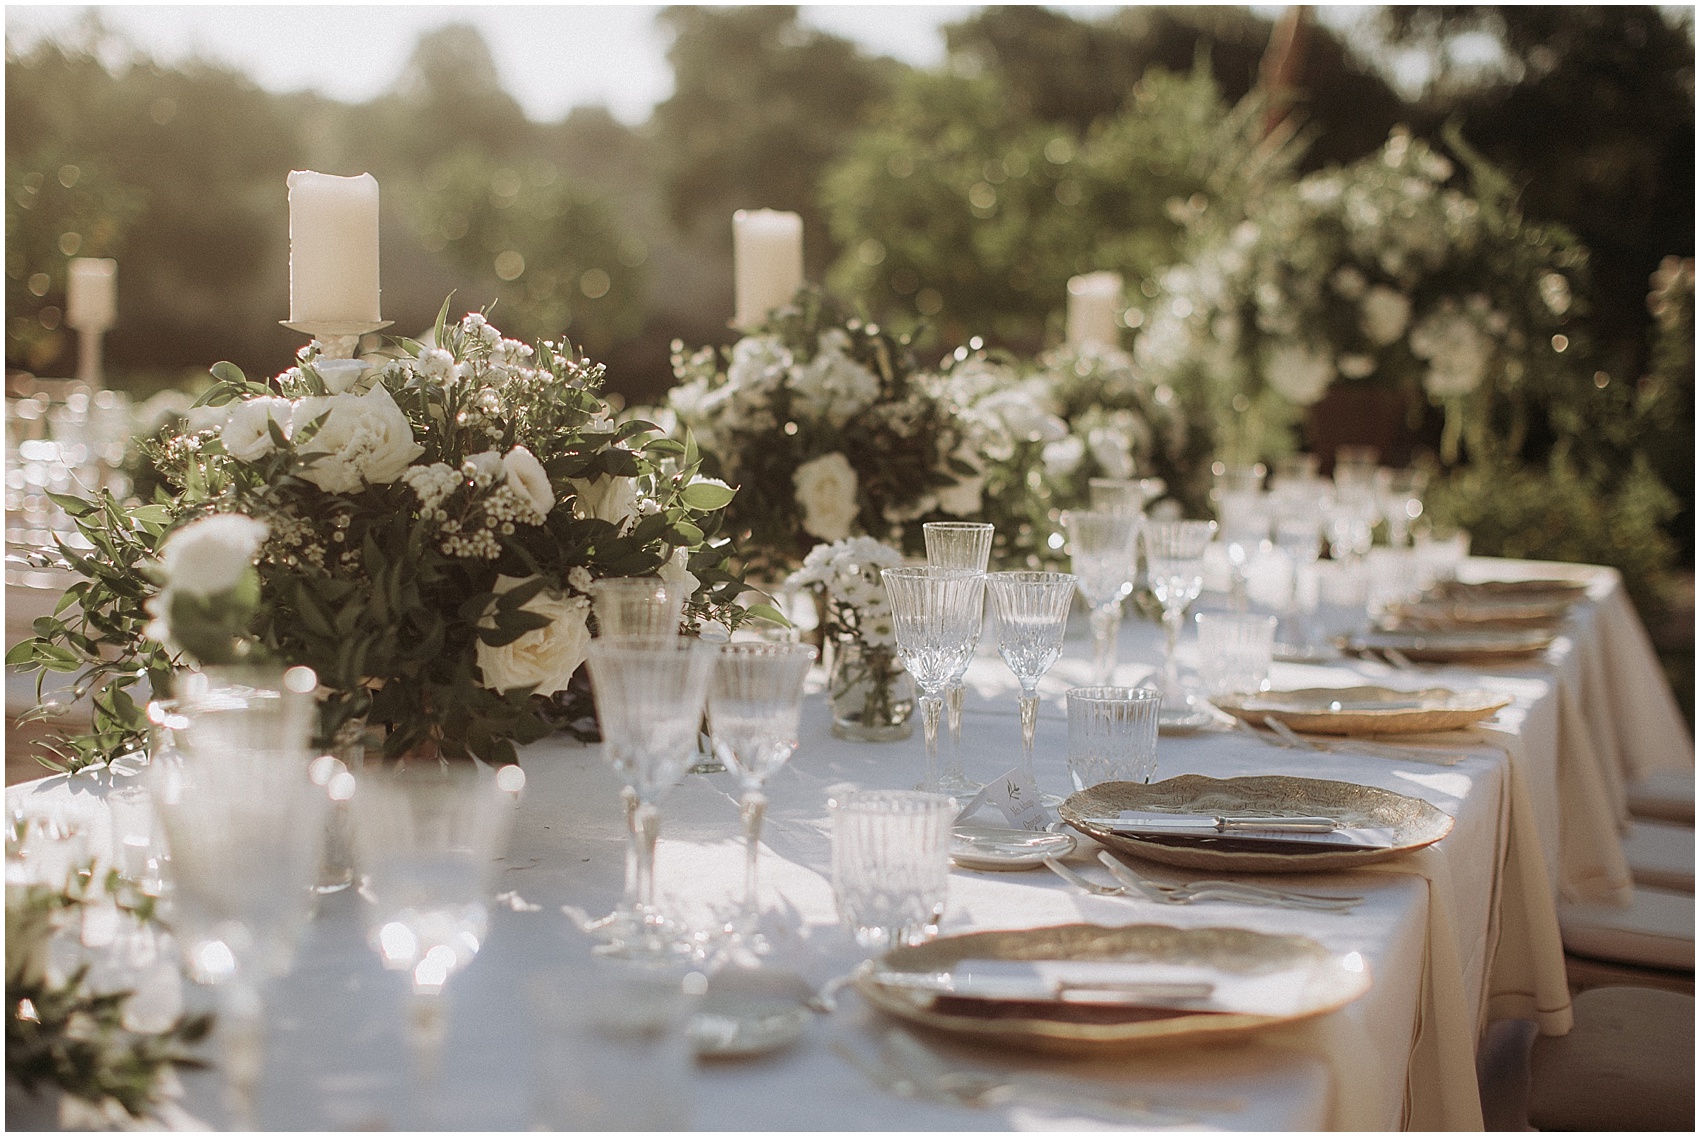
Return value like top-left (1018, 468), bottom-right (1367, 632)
top-left (659, 547), bottom-right (699, 601)
top-left (501, 446), bottom-right (555, 518)
top-left (1360, 285), bottom-right (1413, 346)
top-left (475, 575), bottom-right (592, 697)
top-left (313, 358), bottom-right (368, 395)
top-left (293, 385), bottom-right (424, 495)
top-left (568, 474), bottom-right (640, 530)
top-left (792, 452), bottom-right (860, 541)
top-left (1041, 435), bottom-right (1086, 478)
top-left (220, 397), bottom-right (294, 462)
top-left (158, 514), bottom-right (270, 597)
top-left (1262, 344), bottom-right (1337, 406)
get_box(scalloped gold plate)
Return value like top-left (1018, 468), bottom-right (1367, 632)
top-left (1435, 578), bottom-right (1589, 604)
top-left (1061, 774), bottom-right (1453, 873)
top-left (855, 922), bottom-right (1371, 1053)
top-left (1213, 685), bottom-right (1510, 736)
top-left (1340, 626), bottom-right (1555, 663)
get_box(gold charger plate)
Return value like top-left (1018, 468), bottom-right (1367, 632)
top-left (1340, 626), bottom-right (1555, 663)
top-left (854, 922), bottom-right (1371, 1053)
top-left (1387, 595), bottom-right (1573, 631)
top-left (1213, 685), bottom-right (1510, 736)
top-left (1060, 774), bottom-right (1454, 873)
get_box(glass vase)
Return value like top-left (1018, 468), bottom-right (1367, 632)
top-left (827, 636), bottom-right (915, 742)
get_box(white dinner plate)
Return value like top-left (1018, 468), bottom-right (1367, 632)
top-left (952, 825), bottom-right (1077, 871)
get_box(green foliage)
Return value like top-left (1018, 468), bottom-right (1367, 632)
top-left (7, 861), bottom-right (213, 1120)
top-left (821, 61), bottom-right (1301, 349)
top-left (1426, 451), bottom-right (1679, 617)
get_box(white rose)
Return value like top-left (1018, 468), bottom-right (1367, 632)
top-left (501, 446), bottom-right (555, 517)
top-left (1087, 426), bottom-right (1136, 480)
top-left (659, 547), bottom-right (699, 602)
top-left (313, 358), bottom-right (368, 395)
top-left (1360, 286), bottom-right (1412, 346)
top-left (293, 385), bottom-right (424, 495)
top-left (1042, 435), bottom-right (1086, 478)
top-left (475, 575), bottom-right (592, 697)
top-left (978, 388), bottom-right (1067, 442)
top-left (158, 514), bottom-right (269, 597)
top-left (220, 396), bottom-right (294, 462)
top-left (1262, 344), bottom-right (1337, 406)
top-left (568, 474), bottom-right (640, 530)
top-left (792, 452), bottom-right (860, 541)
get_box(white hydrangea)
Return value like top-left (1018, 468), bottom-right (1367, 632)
top-left (789, 329), bottom-right (882, 428)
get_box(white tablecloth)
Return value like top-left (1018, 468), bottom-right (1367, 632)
top-left (8, 558), bottom-right (1690, 1131)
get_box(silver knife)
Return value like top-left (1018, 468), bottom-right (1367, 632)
top-left (1082, 815), bottom-right (1339, 833)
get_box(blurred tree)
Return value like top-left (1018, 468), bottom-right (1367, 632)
top-left (822, 61), bottom-right (1301, 350)
top-left (649, 5), bottom-right (896, 279)
top-left (6, 18), bottom-right (302, 380)
top-left (357, 23), bottom-right (533, 171)
top-left (403, 148), bottom-right (645, 357)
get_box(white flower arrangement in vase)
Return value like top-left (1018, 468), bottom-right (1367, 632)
top-left (784, 536), bottom-right (914, 741)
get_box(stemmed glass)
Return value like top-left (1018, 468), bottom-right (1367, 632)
top-left (1213, 463), bottom-right (1268, 611)
top-left (1142, 519), bottom-right (1217, 706)
top-left (150, 673), bottom-right (326, 1130)
top-left (1062, 509), bottom-right (1139, 685)
top-left (879, 567), bottom-right (985, 793)
top-left (585, 636), bottom-right (718, 959)
top-left (582, 579), bottom-right (684, 942)
top-left (706, 642), bottom-right (816, 957)
top-left (1377, 466), bottom-right (1428, 549)
top-left (348, 761), bottom-right (519, 1129)
top-left (922, 520), bottom-right (994, 793)
top-left (985, 572), bottom-right (1078, 806)
top-left (1273, 499), bottom-right (1323, 654)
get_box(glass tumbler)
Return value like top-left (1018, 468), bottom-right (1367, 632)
top-left (1065, 686), bottom-right (1163, 791)
top-left (1193, 611), bottom-right (1278, 698)
top-left (830, 789), bottom-right (954, 950)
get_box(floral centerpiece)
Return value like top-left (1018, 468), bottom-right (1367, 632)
top-left (942, 341), bottom-right (1199, 569)
top-left (1134, 126), bottom-right (1591, 466)
top-left (668, 288), bottom-right (990, 577)
top-left (784, 537), bottom-right (913, 741)
top-left (10, 305), bottom-right (759, 768)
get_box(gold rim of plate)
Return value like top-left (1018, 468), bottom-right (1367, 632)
top-left (855, 922), bottom-right (1372, 1053)
top-left (1435, 578), bottom-right (1590, 603)
top-left (1060, 774), bottom-right (1454, 872)
top-left (1212, 685), bottom-right (1510, 735)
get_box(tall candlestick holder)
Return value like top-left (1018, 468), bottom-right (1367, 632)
top-left (280, 319), bottom-right (393, 360)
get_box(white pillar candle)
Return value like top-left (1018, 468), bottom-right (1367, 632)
top-left (732, 209), bottom-right (803, 330)
top-left (287, 170), bottom-right (381, 327)
top-left (1067, 271), bottom-right (1123, 349)
top-left (66, 257), bottom-right (117, 332)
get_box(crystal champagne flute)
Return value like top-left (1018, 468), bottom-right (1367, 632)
top-left (922, 520), bottom-right (994, 793)
top-left (879, 567), bottom-right (985, 793)
top-left (706, 642), bottom-right (816, 956)
top-left (1062, 509), bottom-right (1139, 685)
top-left (1142, 518), bottom-right (1217, 707)
top-left (585, 636), bottom-right (718, 959)
top-left (985, 571), bottom-right (1078, 805)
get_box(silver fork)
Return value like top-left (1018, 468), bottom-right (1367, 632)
top-left (1262, 716), bottom-right (1463, 766)
top-left (1096, 852), bottom-right (1362, 911)
top-left (1043, 856), bottom-right (1132, 897)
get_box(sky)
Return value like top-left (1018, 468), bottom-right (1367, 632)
top-left (3, 3), bottom-right (1393, 125)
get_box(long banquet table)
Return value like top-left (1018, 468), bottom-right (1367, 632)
top-left (7, 557), bottom-right (1692, 1131)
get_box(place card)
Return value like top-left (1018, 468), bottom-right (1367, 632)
top-left (967, 767), bottom-right (1052, 832)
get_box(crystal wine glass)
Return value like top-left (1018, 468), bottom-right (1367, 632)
top-left (585, 636), bottom-right (718, 959)
top-left (879, 567), bottom-right (985, 793)
top-left (151, 675), bottom-right (325, 1130)
top-left (985, 571), bottom-right (1078, 805)
top-left (1376, 466), bottom-right (1429, 549)
top-left (349, 760), bottom-right (519, 1128)
top-left (1062, 509), bottom-right (1139, 685)
top-left (706, 642), bottom-right (816, 957)
top-left (922, 520), bottom-right (994, 793)
top-left (581, 578), bottom-right (688, 941)
top-left (1142, 518), bottom-right (1217, 706)
top-left (1213, 463), bottom-right (1268, 612)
